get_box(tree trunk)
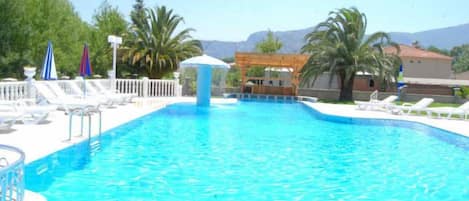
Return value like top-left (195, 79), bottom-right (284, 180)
top-left (338, 72), bottom-right (355, 101)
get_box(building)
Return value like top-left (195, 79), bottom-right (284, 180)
top-left (384, 44), bottom-right (453, 79)
top-left (309, 44), bottom-right (460, 95)
top-left (454, 71), bottom-right (469, 80)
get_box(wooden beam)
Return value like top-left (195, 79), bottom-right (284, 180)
top-left (235, 52), bottom-right (310, 96)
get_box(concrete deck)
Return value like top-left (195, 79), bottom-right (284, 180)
top-left (0, 97), bottom-right (195, 163)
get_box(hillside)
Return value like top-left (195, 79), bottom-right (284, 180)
top-left (201, 23), bottom-right (469, 59)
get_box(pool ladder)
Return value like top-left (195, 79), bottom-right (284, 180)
top-left (67, 106), bottom-right (102, 141)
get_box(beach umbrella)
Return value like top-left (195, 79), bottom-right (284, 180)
top-left (79, 44), bottom-right (92, 97)
top-left (397, 64), bottom-right (406, 100)
top-left (180, 54), bottom-right (230, 106)
top-left (41, 41), bottom-right (58, 80)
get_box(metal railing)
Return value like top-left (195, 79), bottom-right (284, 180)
top-left (0, 78), bottom-right (181, 101)
top-left (0, 145), bottom-right (25, 201)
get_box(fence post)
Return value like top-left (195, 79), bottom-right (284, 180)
top-left (24, 67), bottom-right (37, 99)
top-left (107, 70), bottom-right (115, 92)
top-left (142, 77), bottom-right (149, 97)
top-left (173, 72), bottom-right (180, 97)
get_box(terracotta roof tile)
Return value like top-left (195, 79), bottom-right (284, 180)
top-left (384, 45), bottom-right (453, 60)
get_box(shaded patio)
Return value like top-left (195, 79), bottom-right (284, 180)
top-left (235, 52), bottom-right (309, 96)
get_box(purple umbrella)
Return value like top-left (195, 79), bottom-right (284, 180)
top-left (79, 44), bottom-right (92, 97)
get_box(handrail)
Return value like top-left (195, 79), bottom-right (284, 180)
top-left (0, 144), bottom-right (25, 201)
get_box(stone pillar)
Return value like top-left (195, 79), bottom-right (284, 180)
top-left (24, 67), bottom-right (36, 99)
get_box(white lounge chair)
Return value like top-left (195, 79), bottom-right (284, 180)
top-left (0, 111), bottom-right (22, 130)
top-left (65, 80), bottom-right (116, 107)
top-left (0, 99), bottom-right (57, 124)
top-left (91, 80), bottom-right (136, 103)
top-left (35, 82), bottom-right (102, 139)
top-left (425, 101), bottom-right (469, 120)
top-left (81, 81), bottom-right (127, 105)
top-left (355, 95), bottom-right (398, 111)
top-left (35, 82), bottom-right (101, 113)
top-left (389, 98), bottom-right (434, 115)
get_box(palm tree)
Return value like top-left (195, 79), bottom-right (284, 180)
top-left (300, 7), bottom-right (399, 101)
top-left (128, 6), bottom-right (202, 78)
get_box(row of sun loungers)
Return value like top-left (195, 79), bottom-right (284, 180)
top-left (0, 80), bottom-right (137, 131)
top-left (355, 92), bottom-right (469, 120)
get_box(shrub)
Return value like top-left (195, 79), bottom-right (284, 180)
top-left (455, 86), bottom-right (469, 98)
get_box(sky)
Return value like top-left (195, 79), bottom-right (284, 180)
top-left (70, 0), bottom-right (469, 41)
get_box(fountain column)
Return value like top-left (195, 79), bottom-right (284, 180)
top-left (196, 64), bottom-right (212, 106)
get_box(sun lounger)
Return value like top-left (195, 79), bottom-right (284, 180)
top-left (65, 80), bottom-right (116, 107)
top-left (388, 98), bottom-right (434, 115)
top-left (355, 95), bottom-right (398, 111)
top-left (425, 101), bottom-right (469, 120)
top-left (0, 111), bottom-right (22, 130)
top-left (91, 80), bottom-right (136, 103)
top-left (35, 82), bottom-right (101, 113)
top-left (0, 99), bottom-right (57, 124)
top-left (81, 81), bottom-right (127, 105)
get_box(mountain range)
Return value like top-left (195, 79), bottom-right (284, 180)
top-left (200, 23), bottom-right (469, 59)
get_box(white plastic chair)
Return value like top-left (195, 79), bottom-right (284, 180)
top-left (426, 101), bottom-right (469, 120)
top-left (0, 111), bottom-right (22, 130)
top-left (355, 95), bottom-right (398, 111)
top-left (390, 98), bottom-right (434, 115)
top-left (65, 80), bottom-right (115, 107)
top-left (91, 80), bottom-right (136, 103)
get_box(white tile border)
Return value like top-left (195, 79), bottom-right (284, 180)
top-left (302, 101), bottom-right (469, 137)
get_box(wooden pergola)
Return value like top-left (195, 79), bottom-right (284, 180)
top-left (235, 52), bottom-right (310, 96)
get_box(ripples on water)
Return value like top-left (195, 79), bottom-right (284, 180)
top-left (26, 101), bottom-right (469, 201)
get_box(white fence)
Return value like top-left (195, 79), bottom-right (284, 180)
top-left (0, 82), bottom-right (27, 101)
top-left (0, 78), bottom-right (181, 101)
top-left (115, 79), bottom-right (180, 97)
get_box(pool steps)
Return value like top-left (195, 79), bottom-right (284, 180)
top-left (225, 93), bottom-right (318, 103)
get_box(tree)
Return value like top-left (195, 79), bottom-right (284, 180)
top-left (130, 0), bottom-right (146, 27)
top-left (427, 45), bottom-right (450, 56)
top-left (300, 8), bottom-right (399, 101)
top-left (451, 44), bottom-right (469, 72)
top-left (248, 31), bottom-right (284, 78)
top-left (0, 0), bottom-right (31, 78)
top-left (128, 6), bottom-right (202, 79)
top-left (0, 0), bottom-right (90, 79)
top-left (255, 31), bottom-right (283, 53)
top-left (89, 2), bottom-right (128, 76)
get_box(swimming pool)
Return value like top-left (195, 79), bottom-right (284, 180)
top-left (26, 101), bottom-right (468, 200)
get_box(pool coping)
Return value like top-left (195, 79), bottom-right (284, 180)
top-left (301, 101), bottom-right (469, 138)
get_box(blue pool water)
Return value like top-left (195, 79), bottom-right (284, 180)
top-left (26, 101), bottom-right (468, 200)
